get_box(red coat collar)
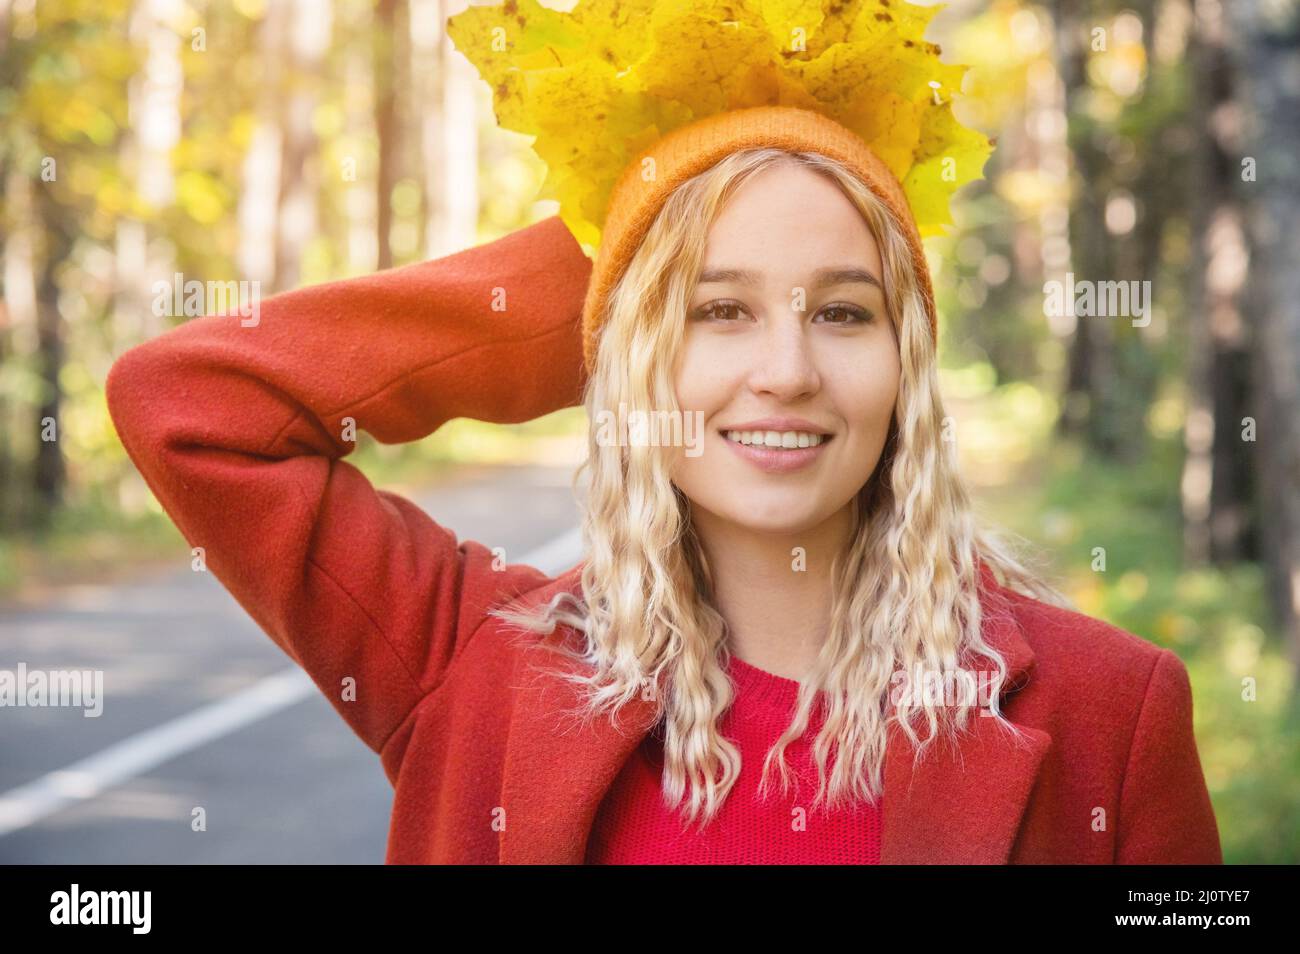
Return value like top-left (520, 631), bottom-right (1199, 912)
top-left (499, 560), bottom-right (1050, 864)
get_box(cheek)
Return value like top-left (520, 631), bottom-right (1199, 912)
top-left (670, 348), bottom-right (728, 491)
top-left (827, 359), bottom-right (900, 462)
top-left (846, 375), bottom-right (898, 432)
top-left (673, 333), bottom-right (733, 411)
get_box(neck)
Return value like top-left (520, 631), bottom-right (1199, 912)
top-left (690, 502), bottom-right (856, 682)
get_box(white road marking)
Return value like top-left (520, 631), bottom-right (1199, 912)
top-left (0, 669), bottom-right (314, 837)
top-left (0, 527), bottom-right (584, 837)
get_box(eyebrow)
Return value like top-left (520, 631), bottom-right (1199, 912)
top-left (696, 266), bottom-right (883, 292)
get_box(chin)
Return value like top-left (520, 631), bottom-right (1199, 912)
top-left (713, 499), bottom-right (833, 537)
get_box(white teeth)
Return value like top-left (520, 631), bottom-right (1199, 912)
top-left (723, 430), bottom-right (826, 448)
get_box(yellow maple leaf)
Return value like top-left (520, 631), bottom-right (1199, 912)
top-left (446, 0), bottom-right (994, 248)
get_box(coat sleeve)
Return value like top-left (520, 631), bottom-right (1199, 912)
top-left (1114, 649), bottom-right (1223, 863)
top-left (106, 216), bottom-right (591, 756)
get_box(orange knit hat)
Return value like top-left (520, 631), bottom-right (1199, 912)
top-left (579, 104), bottom-right (938, 372)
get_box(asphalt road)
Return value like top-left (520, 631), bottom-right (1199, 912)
top-left (0, 464), bottom-right (583, 863)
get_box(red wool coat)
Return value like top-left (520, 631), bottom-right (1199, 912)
top-left (106, 216), bottom-right (1223, 864)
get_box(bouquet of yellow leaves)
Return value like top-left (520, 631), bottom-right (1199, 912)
top-left (446, 0), bottom-right (994, 249)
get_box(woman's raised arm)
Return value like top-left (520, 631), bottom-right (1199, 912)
top-left (106, 215), bottom-right (591, 757)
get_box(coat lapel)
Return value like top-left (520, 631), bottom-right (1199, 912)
top-left (878, 569), bottom-right (1051, 862)
top-left (500, 562), bottom-right (1050, 864)
top-left (498, 616), bottom-right (660, 864)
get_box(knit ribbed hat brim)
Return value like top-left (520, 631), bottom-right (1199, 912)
top-left (580, 104), bottom-right (938, 372)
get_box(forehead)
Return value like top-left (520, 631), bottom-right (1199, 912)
top-left (700, 162), bottom-right (883, 279)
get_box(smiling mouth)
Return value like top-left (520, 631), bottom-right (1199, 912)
top-left (721, 429), bottom-right (834, 449)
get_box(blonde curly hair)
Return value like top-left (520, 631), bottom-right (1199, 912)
top-left (494, 146), bottom-right (1069, 830)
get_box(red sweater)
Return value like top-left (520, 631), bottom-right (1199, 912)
top-left (587, 654), bottom-right (882, 864)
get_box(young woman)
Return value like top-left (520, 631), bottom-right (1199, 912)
top-left (107, 106), bottom-right (1222, 865)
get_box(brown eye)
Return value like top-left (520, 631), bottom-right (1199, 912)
top-left (816, 304), bottom-right (872, 324)
top-left (694, 300), bottom-right (747, 322)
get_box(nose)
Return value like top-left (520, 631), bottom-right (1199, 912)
top-left (746, 308), bottom-right (821, 400)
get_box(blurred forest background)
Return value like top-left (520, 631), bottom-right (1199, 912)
top-left (1, 0), bottom-right (1297, 860)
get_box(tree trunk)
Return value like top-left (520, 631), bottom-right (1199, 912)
top-left (275, 0), bottom-right (331, 290)
top-left (237, 1), bottom-right (287, 291)
top-left (373, 0), bottom-right (399, 270)
top-left (31, 189), bottom-right (73, 526)
top-left (1235, 0), bottom-right (1300, 684)
top-left (1181, 0), bottom-right (1255, 565)
top-left (410, 0), bottom-right (443, 259)
top-left (1052, 0), bottom-right (1118, 453)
